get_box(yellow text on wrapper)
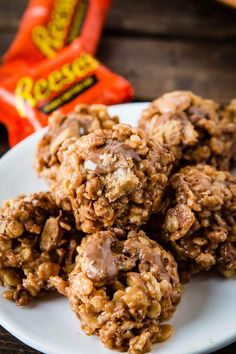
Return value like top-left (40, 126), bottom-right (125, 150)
top-left (32, 0), bottom-right (79, 58)
top-left (15, 53), bottom-right (98, 117)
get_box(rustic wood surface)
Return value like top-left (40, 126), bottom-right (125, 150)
top-left (0, 0), bottom-right (236, 353)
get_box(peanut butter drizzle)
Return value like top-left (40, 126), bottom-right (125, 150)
top-left (83, 233), bottom-right (119, 283)
top-left (140, 246), bottom-right (171, 282)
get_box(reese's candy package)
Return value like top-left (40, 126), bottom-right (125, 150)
top-left (0, 0), bottom-right (110, 80)
top-left (0, 41), bottom-right (133, 147)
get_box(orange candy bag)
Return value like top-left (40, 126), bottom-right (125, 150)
top-left (0, 0), bottom-right (110, 80)
top-left (0, 40), bottom-right (133, 147)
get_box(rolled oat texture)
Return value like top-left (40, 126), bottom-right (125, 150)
top-left (139, 91), bottom-right (236, 170)
top-left (158, 164), bottom-right (236, 281)
top-left (0, 192), bottom-right (81, 305)
top-left (57, 123), bottom-right (174, 232)
top-left (35, 104), bottom-right (119, 185)
top-left (52, 229), bottom-right (182, 354)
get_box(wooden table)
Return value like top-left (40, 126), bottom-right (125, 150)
top-left (0, 0), bottom-right (236, 352)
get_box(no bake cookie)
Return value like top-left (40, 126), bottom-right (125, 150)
top-left (159, 165), bottom-right (236, 281)
top-left (139, 91), bottom-right (236, 170)
top-left (52, 229), bottom-right (182, 353)
top-left (57, 123), bottom-right (174, 232)
top-left (35, 104), bottom-right (119, 184)
top-left (0, 192), bottom-right (81, 305)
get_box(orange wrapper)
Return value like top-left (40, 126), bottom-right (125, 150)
top-left (0, 41), bottom-right (133, 147)
top-left (0, 0), bottom-right (110, 80)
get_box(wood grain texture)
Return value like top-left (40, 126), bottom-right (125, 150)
top-left (105, 0), bottom-right (236, 39)
top-left (0, 0), bottom-right (236, 353)
top-left (0, 0), bottom-right (236, 39)
top-left (98, 36), bottom-right (236, 103)
top-left (0, 1), bottom-right (235, 103)
top-left (0, 35), bottom-right (236, 104)
top-left (0, 327), bottom-right (40, 353)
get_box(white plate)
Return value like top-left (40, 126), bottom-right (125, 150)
top-left (0, 103), bottom-right (235, 354)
